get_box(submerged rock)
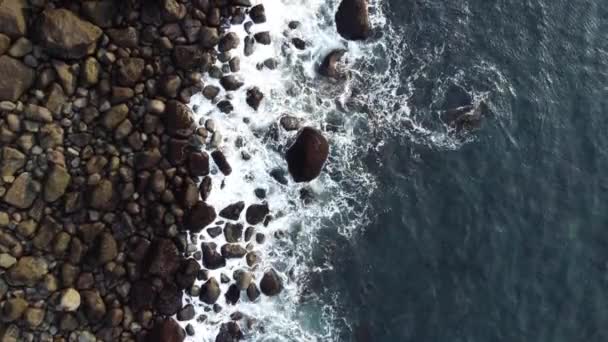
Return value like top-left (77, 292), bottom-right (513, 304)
top-left (260, 269), bottom-right (283, 296)
top-left (319, 49), bottom-right (348, 79)
top-left (335, 0), bottom-right (370, 40)
top-left (285, 127), bottom-right (329, 182)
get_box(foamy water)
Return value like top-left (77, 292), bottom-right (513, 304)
top-left (182, 0), bottom-right (402, 340)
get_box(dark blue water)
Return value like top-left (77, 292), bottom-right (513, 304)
top-left (314, 1), bottom-right (608, 341)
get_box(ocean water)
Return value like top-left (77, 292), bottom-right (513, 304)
top-left (187, 0), bottom-right (608, 341)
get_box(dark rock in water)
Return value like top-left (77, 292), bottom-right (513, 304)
top-left (188, 151), bottom-right (210, 176)
top-left (200, 26), bottom-right (220, 48)
top-left (203, 85), bottom-right (220, 100)
top-left (319, 49), bottom-right (347, 79)
top-left (288, 21), bottom-right (301, 30)
top-left (148, 318), bottom-right (185, 342)
top-left (221, 244), bottom-right (248, 258)
top-left (224, 222), bottom-right (243, 242)
top-left (225, 284), bottom-right (240, 305)
top-left (218, 32), bottom-right (239, 52)
top-left (217, 100), bottom-right (234, 113)
top-left (270, 168), bottom-right (289, 185)
top-left (280, 115), bottom-right (300, 131)
top-left (286, 127), bottom-right (329, 182)
top-left (200, 176), bottom-right (213, 200)
top-left (200, 277), bottom-right (221, 304)
top-left (145, 238), bottom-right (181, 278)
top-left (263, 58), bottom-right (278, 69)
top-left (219, 201), bottom-right (245, 220)
top-left (245, 203), bottom-right (269, 225)
top-left (335, 0), bottom-right (370, 41)
top-left (176, 259), bottom-right (201, 289)
top-left (156, 282), bottom-right (183, 315)
top-left (246, 87), bottom-right (264, 110)
top-left (244, 35), bottom-right (255, 56)
top-left (202, 243), bottom-right (226, 269)
top-left (212, 150), bottom-right (232, 175)
top-left (220, 75), bottom-right (244, 91)
top-left (291, 37), bottom-right (307, 50)
top-left (165, 100), bottom-right (195, 138)
top-left (254, 188), bottom-right (266, 199)
top-left (260, 269), bottom-right (283, 296)
top-left (443, 83), bottom-right (472, 110)
top-left (184, 201), bottom-right (217, 232)
top-left (444, 101), bottom-right (489, 132)
top-left (249, 4), bottom-right (266, 23)
top-left (300, 187), bottom-right (315, 204)
top-left (254, 31), bottom-right (271, 45)
top-left (244, 226), bottom-right (255, 242)
top-left (215, 322), bottom-right (243, 342)
top-left (229, 57), bottom-right (241, 72)
top-left (207, 226), bottom-right (222, 238)
top-left (0, 55), bottom-right (34, 101)
top-left (177, 304), bottom-right (196, 321)
top-left (247, 283), bottom-right (261, 301)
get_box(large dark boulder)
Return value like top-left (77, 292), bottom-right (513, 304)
top-left (245, 203), bottom-right (269, 225)
top-left (0, 0), bottom-right (27, 38)
top-left (0, 55), bottom-right (34, 101)
top-left (36, 9), bottom-right (102, 59)
top-left (147, 318), bottom-right (185, 342)
top-left (285, 127), bottom-right (329, 182)
top-left (201, 243), bottom-right (226, 270)
top-left (260, 269), bottom-right (283, 296)
top-left (184, 201), bottom-right (216, 232)
top-left (219, 201), bottom-right (245, 220)
top-left (335, 0), bottom-right (370, 41)
top-left (164, 100), bottom-right (195, 138)
top-left (145, 238), bottom-right (181, 278)
top-left (200, 277), bottom-right (221, 304)
top-left (215, 322), bottom-right (243, 342)
top-left (319, 49), bottom-right (347, 79)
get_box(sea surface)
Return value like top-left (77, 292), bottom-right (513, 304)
top-left (187, 0), bottom-right (608, 341)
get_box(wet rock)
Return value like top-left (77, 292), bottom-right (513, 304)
top-left (36, 9), bottom-right (102, 59)
top-left (223, 223), bottom-right (244, 243)
top-left (292, 37), bottom-right (307, 50)
top-left (0, 34), bottom-right (9, 55)
top-left (219, 201), bottom-right (245, 220)
top-left (211, 150), bottom-right (232, 175)
top-left (215, 322), bottom-right (243, 342)
top-left (0, 147), bottom-right (25, 177)
top-left (174, 45), bottom-right (213, 70)
top-left (200, 176), bottom-right (212, 200)
top-left (244, 35), bottom-right (255, 56)
top-left (224, 284), bottom-right (240, 305)
top-left (207, 226), bottom-right (222, 238)
top-left (165, 100), bottom-right (195, 138)
top-left (319, 49), bottom-right (347, 79)
top-left (148, 318), bottom-right (185, 342)
top-left (7, 256), bottom-right (48, 287)
top-left (199, 277), bottom-right (220, 304)
top-left (161, 0), bottom-right (187, 21)
top-left (58, 288), bottom-right (81, 312)
top-left (254, 188), bottom-right (266, 199)
top-left (249, 4), bottom-right (266, 23)
top-left (218, 32), bottom-right (239, 52)
top-left (168, 138), bottom-right (189, 165)
top-left (245, 203), bottom-right (269, 225)
top-left (220, 75), bottom-right (244, 91)
top-left (234, 270), bottom-right (252, 290)
top-left (217, 100), bottom-right (234, 113)
top-left (130, 280), bottom-right (157, 311)
top-left (202, 85), bottom-right (220, 100)
top-left (156, 282), bottom-right (183, 315)
top-left (254, 31), bottom-right (271, 45)
top-left (270, 168), bottom-right (288, 185)
top-left (0, 55), bottom-right (34, 101)
top-left (280, 115), bottom-right (300, 131)
top-left (135, 149), bottom-right (162, 170)
top-left (44, 165), bottom-right (70, 202)
top-left (221, 244), bottom-right (247, 258)
top-left (4, 172), bottom-right (38, 209)
top-left (246, 87), bottom-right (264, 110)
top-left (0, 0), bottom-right (26, 38)
top-left (335, 0), bottom-right (370, 41)
top-left (246, 252), bottom-right (260, 267)
top-left (260, 269), bottom-right (283, 296)
top-left (185, 201), bottom-right (217, 232)
top-left (188, 151), bottom-right (210, 176)
top-left (286, 127), bottom-right (329, 182)
top-left (115, 57), bottom-right (144, 86)
top-left (247, 283), bottom-right (260, 301)
top-left (200, 26), bottom-right (219, 48)
top-left (177, 304), bottom-right (195, 321)
top-left (201, 243), bottom-right (226, 270)
top-left (146, 238), bottom-right (181, 277)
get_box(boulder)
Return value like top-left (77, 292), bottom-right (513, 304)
top-left (215, 322), bottom-right (243, 342)
top-left (188, 151), bottom-right (210, 176)
top-left (224, 222), bottom-right (243, 243)
top-left (89, 179), bottom-right (114, 210)
top-left (200, 26), bottom-right (219, 48)
top-left (148, 319), bottom-right (185, 342)
top-left (286, 127), bottom-right (329, 182)
top-left (246, 87), bottom-right (264, 110)
top-left (211, 150), bottom-right (232, 175)
top-left (199, 277), bottom-right (221, 304)
top-left (221, 244), bottom-right (247, 258)
top-left (58, 288), bottom-right (81, 312)
top-left (43, 165), bottom-right (70, 202)
top-left (245, 203), bottom-right (269, 225)
top-left (81, 290), bottom-right (106, 321)
top-left (4, 172), bottom-right (38, 209)
top-left (174, 45), bottom-right (213, 70)
top-left (184, 201), bottom-right (216, 232)
top-left (114, 58), bottom-right (144, 86)
top-left (335, 0), bottom-right (370, 40)
top-left (145, 238), bottom-right (181, 277)
top-left (319, 49), bottom-right (348, 79)
top-left (249, 4), bottom-right (266, 23)
top-left (81, 0), bottom-right (118, 28)
top-left (90, 233), bottom-right (118, 265)
top-left (36, 9), bottom-right (102, 59)
top-left (218, 32), bottom-right (239, 52)
top-left (224, 284), bottom-right (240, 305)
top-left (6, 256), bottom-right (48, 287)
top-left (0, 55), bottom-right (34, 101)
top-left (260, 268), bottom-right (283, 296)
top-left (0, 0), bottom-right (27, 38)
top-left (0, 147), bottom-right (25, 177)
top-left (220, 75), bottom-right (244, 91)
top-left (155, 282), bottom-right (183, 315)
top-left (165, 100), bottom-right (195, 138)
top-left (201, 243), bottom-right (226, 270)
top-left (219, 201), bottom-right (245, 220)
top-left (1, 297), bottom-right (27, 322)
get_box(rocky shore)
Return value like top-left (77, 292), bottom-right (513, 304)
top-left (0, 0), bottom-right (373, 341)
